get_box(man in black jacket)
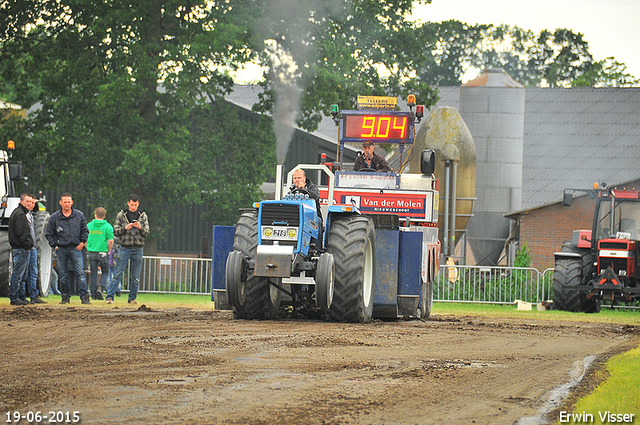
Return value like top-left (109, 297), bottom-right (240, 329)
top-left (8, 194), bottom-right (37, 305)
top-left (45, 193), bottom-right (91, 304)
top-left (353, 141), bottom-right (392, 172)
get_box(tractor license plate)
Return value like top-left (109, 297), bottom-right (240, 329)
top-left (273, 229), bottom-right (287, 237)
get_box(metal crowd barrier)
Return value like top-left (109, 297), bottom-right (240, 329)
top-left (118, 258), bottom-right (635, 309)
top-left (116, 256), bottom-right (213, 295)
top-left (435, 265), bottom-right (554, 304)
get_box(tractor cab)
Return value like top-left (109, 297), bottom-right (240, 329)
top-left (592, 189), bottom-right (640, 284)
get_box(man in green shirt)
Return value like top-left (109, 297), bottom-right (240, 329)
top-left (87, 207), bottom-right (114, 300)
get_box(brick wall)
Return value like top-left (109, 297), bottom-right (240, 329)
top-left (518, 196), bottom-right (596, 270)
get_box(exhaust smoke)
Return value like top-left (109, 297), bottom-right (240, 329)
top-left (266, 40), bottom-right (301, 164)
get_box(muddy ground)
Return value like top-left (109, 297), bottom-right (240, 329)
top-left (0, 304), bottom-right (638, 425)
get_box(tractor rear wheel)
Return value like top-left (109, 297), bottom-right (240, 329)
top-left (228, 210), bottom-right (281, 320)
top-left (0, 232), bottom-right (10, 297)
top-left (553, 242), bottom-right (600, 313)
top-left (326, 215), bottom-right (376, 323)
top-left (553, 257), bottom-right (583, 312)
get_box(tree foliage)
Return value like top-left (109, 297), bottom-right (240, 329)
top-left (412, 21), bottom-right (638, 88)
top-left (0, 0), bottom-right (267, 231)
top-left (0, 0), bottom-right (439, 233)
top-left (1, 1), bottom-right (637, 241)
top-left (245, 0), bottom-right (439, 131)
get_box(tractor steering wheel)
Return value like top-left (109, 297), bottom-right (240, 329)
top-left (291, 187), bottom-right (312, 196)
top-left (358, 167), bottom-right (377, 173)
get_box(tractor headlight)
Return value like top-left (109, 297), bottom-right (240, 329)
top-left (288, 229), bottom-right (297, 239)
top-left (263, 227), bottom-right (273, 237)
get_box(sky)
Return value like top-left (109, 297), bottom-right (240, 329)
top-left (412, 0), bottom-right (640, 83)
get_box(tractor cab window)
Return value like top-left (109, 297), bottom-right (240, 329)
top-left (595, 199), bottom-right (640, 241)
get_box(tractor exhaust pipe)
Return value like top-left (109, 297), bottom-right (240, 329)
top-left (275, 164), bottom-right (284, 201)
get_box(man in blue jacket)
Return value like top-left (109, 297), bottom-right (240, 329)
top-left (45, 193), bottom-right (91, 304)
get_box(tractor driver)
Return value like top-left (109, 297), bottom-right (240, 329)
top-left (291, 168), bottom-right (322, 219)
top-left (353, 141), bottom-right (392, 172)
top-left (291, 169), bottom-right (324, 245)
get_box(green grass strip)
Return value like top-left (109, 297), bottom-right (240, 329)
top-left (555, 346), bottom-right (640, 424)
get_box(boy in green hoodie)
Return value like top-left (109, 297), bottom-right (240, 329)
top-left (87, 207), bottom-right (114, 300)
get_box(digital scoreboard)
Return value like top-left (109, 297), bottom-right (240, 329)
top-left (340, 111), bottom-right (414, 144)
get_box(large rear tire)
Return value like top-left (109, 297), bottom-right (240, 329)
top-left (0, 232), bottom-right (10, 297)
top-left (553, 257), bottom-right (584, 312)
top-left (553, 242), bottom-right (600, 313)
top-left (34, 211), bottom-right (53, 297)
top-left (326, 215), bottom-right (376, 323)
top-left (228, 210), bottom-right (281, 320)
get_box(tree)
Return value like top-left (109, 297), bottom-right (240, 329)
top-left (412, 20), bottom-right (491, 86)
top-left (0, 0), bottom-right (269, 233)
top-left (571, 57), bottom-right (639, 87)
top-left (1, 0), bottom-right (443, 233)
top-left (411, 21), bottom-right (638, 88)
top-left (243, 0), bottom-right (439, 132)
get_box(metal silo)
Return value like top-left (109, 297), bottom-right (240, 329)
top-left (460, 68), bottom-right (525, 265)
top-left (411, 106), bottom-right (476, 260)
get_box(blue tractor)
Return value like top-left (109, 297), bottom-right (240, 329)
top-left (225, 165), bottom-right (377, 322)
top-left (219, 95), bottom-right (440, 323)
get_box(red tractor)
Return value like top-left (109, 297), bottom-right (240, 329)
top-left (553, 184), bottom-right (640, 312)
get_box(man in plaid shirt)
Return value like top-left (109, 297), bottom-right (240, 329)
top-left (105, 194), bottom-right (149, 304)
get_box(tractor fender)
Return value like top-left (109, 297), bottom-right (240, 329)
top-left (324, 205), bottom-right (361, 247)
top-left (553, 251), bottom-right (581, 259)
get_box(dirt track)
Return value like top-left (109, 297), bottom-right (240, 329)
top-left (0, 305), bottom-right (638, 425)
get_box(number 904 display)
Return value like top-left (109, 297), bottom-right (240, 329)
top-left (342, 112), bottom-right (413, 144)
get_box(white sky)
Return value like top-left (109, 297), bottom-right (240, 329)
top-left (412, 0), bottom-right (640, 83)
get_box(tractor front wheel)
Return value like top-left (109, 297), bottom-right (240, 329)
top-left (225, 250), bottom-right (246, 308)
top-left (0, 232), bottom-right (10, 297)
top-left (418, 280), bottom-right (433, 319)
top-left (228, 210), bottom-right (281, 320)
top-left (315, 252), bottom-right (334, 311)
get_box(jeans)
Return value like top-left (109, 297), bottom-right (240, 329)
top-left (57, 246), bottom-right (89, 298)
top-left (23, 248), bottom-right (39, 299)
top-left (9, 248), bottom-right (32, 301)
top-left (49, 269), bottom-right (60, 295)
top-left (88, 251), bottom-right (109, 296)
top-left (107, 247), bottom-right (143, 302)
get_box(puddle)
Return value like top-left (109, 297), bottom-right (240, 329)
top-left (515, 355), bottom-right (596, 425)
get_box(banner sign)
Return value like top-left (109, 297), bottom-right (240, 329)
top-left (319, 188), bottom-right (435, 221)
top-left (357, 95), bottom-right (397, 110)
top-left (335, 172), bottom-right (398, 189)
